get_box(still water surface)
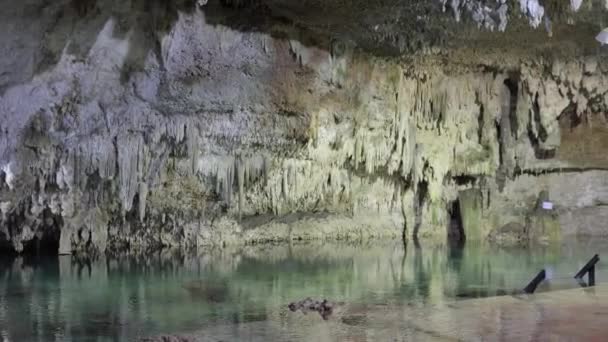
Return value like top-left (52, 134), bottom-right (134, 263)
top-left (0, 239), bottom-right (607, 341)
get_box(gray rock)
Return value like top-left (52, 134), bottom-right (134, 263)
top-left (1, 0), bottom-right (608, 255)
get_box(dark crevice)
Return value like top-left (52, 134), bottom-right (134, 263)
top-left (535, 148), bottom-right (556, 159)
top-left (343, 160), bottom-right (407, 189)
top-left (21, 235), bottom-right (60, 257)
top-left (486, 187), bottom-right (491, 208)
top-left (453, 174), bottom-right (476, 186)
top-left (527, 92), bottom-right (556, 160)
top-left (447, 199), bottom-right (465, 245)
top-left (277, 109), bottom-right (301, 117)
top-left (532, 92), bottom-right (547, 142)
top-left (496, 75), bottom-right (518, 184)
top-left (402, 218), bottom-right (408, 244)
top-left (413, 178), bottom-right (428, 240)
top-left (9, 207), bottom-right (62, 256)
top-left (435, 103), bottom-right (443, 134)
top-left (557, 102), bottom-right (582, 131)
top-left (71, 0), bottom-right (97, 17)
top-left (495, 121), bottom-right (504, 167)
top-left (474, 90), bottom-right (486, 144)
top-left (515, 166), bottom-right (608, 176)
top-left (503, 75), bottom-right (519, 137)
top-left (127, 193), bottom-right (141, 223)
top-left (477, 102), bottom-right (484, 144)
top-left (0, 170), bottom-right (5, 191)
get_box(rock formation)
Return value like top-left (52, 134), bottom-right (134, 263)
top-left (1, 0), bottom-right (608, 254)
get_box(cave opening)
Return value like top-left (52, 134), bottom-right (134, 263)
top-left (21, 235), bottom-right (60, 257)
top-left (447, 199), bottom-right (465, 246)
top-left (22, 208), bottom-right (62, 256)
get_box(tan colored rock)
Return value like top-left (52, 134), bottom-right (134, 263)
top-left (1, 1), bottom-right (608, 254)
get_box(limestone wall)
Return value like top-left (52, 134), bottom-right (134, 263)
top-left (1, 1), bottom-right (608, 254)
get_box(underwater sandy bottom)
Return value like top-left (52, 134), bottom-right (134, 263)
top-left (164, 285), bottom-right (608, 341)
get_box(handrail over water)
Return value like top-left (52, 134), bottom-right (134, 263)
top-left (523, 269), bottom-right (546, 294)
top-left (574, 254), bottom-right (600, 287)
top-left (522, 254), bottom-right (600, 294)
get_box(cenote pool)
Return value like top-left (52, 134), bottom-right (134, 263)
top-left (1, 239), bottom-right (607, 341)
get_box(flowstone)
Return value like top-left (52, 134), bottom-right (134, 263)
top-left (1, 0), bottom-right (608, 254)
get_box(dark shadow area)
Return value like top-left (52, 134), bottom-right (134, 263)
top-left (503, 75), bottom-right (520, 138)
top-left (21, 235), bottom-right (60, 257)
top-left (0, 253), bottom-right (60, 285)
top-left (528, 92), bottom-right (557, 160)
top-left (0, 170), bottom-right (5, 190)
top-left (0, 205), bottom-right (62, 256)
top-left (453, 174), bottom-right (476, 186)
top-left (494, 74), bottom-right (520, 186)
top-left (413, 178), bottom-right (428, 240)
top-left (558, 102), bottom-right (583, 131)
top-left (413, 241), bottom-right (430, 302)
top-left (447, 241), bottom-right (464, 270)
top-left (447, 199), bottom-right (466, 245)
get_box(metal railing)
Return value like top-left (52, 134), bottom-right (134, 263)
top-left (575, 254), bottom-right (600, 287)
top-left (523, 254), bottom-right (600, 294)
top-left (523, 269), bottom-right (547, 294)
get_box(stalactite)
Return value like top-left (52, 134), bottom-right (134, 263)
top-left (2, 5), bottom-right (608, 255)
top-left (198, 154), bottom-right (269, 216)
top-left (138, 182), bottom-right (148, 222)
top-left (281, 166), bottom-right (289, 201)
top-left (236, 157), bottom-right (244, 220)
top-left (118, 134), bottom-right (147, 214)
top-left (225, 161), bottom-right (233, 205)
top-left (263, 155), bottom-right (270, 186)
top-left (186, 122), bottom-right (199, 174)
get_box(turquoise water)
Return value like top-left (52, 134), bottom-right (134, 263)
top-left (0, 239), bottom-right (607, 341)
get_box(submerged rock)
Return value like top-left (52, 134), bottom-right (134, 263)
top-left (288, 298), bottom-right (336, 320)
top-left (140, 335), bottom-right (197, 342)
top-left (340, 314), bottom-right (368, 327)
top-left (183, 280), bottom-right (229, 303)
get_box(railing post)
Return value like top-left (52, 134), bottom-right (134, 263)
top-left (574, 254), bottom-right (599, 287)
top-left (523, 269), bottom-right (546, 294)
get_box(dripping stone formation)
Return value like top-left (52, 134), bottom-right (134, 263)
top-left (1, 0), bottom-right (608, 255)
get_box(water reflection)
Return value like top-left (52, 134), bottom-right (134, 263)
top-left (0, 239), bottom-right (606, 341)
